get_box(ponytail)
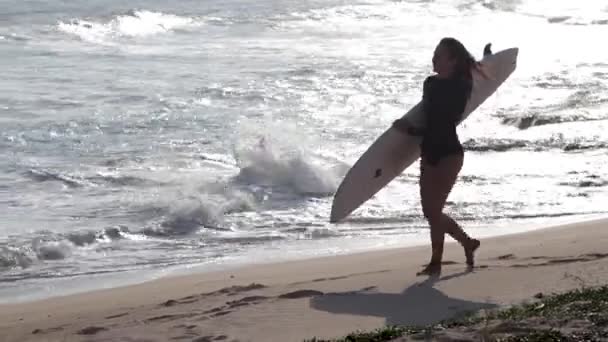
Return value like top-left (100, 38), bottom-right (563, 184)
top-left (438, 37), bottom-right (488, 97)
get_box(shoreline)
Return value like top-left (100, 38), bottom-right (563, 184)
top-left (2, 216), bottom-right (608, 341)
top-left (1, 213), bottom-right (605, 306)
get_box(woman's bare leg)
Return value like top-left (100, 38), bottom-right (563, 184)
top-left (418, 153), bottom-right (477, 275)
top-left (443, 214), bottom-right (480, 267)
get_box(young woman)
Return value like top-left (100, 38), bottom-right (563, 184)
top-left (393, 37), bottom-right (483, 276)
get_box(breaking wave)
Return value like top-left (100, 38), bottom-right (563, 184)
top-left (233, 137), bottom-right (341, 197)
top-left (57, 10), bottom-right (202, 43)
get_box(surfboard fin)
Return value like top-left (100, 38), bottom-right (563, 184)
top-left (483, 43), bottom-right (492, 56)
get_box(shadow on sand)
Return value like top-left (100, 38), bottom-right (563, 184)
top-left (310, 272), bottom-right (498, 327)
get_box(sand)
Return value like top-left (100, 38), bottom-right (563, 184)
top-left (1, 218), bottom-right (608, 342)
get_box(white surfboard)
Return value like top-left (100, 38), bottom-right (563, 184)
top-left (330, 46), bottom-right (519, 223)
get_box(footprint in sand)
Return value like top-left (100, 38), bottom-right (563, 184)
top-left (203, 290), bottom-right (325, 319)
top-left (154, 283), bottom-right (349, 324)
top-left (146, 313), bottom-right (198, 323)
top-left (210, 311), bottom-right (232, 317)
top-left (77, 326), bottom-right (107, 335)
top-left (216, 283), bottom-right (267, 297)
top-left (203, 307), bottom-right (225, 315)
top-left (492, 252), bottom-right (608, 268)
top-left (191, 335), bottom-right (229, 342)
top-left (495, 253), bottom-right (516, 260)
top-left (175, 324), bottom-right (198, 330)
top-left (31, 326), bottom-right (65, 335)
top-left (311, 275), bottom-right (349, 282)
top-left (160, 283), bottom-right (268, 308)
top-left (290, 270), bottom-right (390, 286)
top-left (226, 295), bottom-right (269, 308)
top-left (278, 289), bottom-right (325, 299)
top-left (105, 312), bottom-right (129, 319)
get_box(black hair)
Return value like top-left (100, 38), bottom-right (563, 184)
top-left (438, 37), bottom-right (478, 83)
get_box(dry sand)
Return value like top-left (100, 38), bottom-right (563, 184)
top-left (2, 218), bottom-right (608, 342)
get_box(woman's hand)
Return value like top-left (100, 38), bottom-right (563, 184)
top-left (392, 118), bottom-right (409, 133)
top-left (392, 118), bottom-right (424, 136)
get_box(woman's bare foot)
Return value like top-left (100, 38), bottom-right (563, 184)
top-left (416, 262), bottom-right (441, 276)
top-left (465, 238), bottom-right (481, 268)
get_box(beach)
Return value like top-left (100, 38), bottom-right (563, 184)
top-left (2, 0), bottom-right (608, 340)
top-left (3, 0), bottom-right (608, 302)
top-left (0, 0), bottom-right (608, 303)
top-left (2, 217), bottom-right (607, 342)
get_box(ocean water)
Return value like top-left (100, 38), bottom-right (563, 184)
top-left (1, 0), bottom-right (608, 303)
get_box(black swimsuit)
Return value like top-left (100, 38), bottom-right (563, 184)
top-left (418, 75), bottom-right (471, 165)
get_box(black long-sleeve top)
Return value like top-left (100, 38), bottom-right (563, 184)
top-left (418, 75), bottom-right (472, 165)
